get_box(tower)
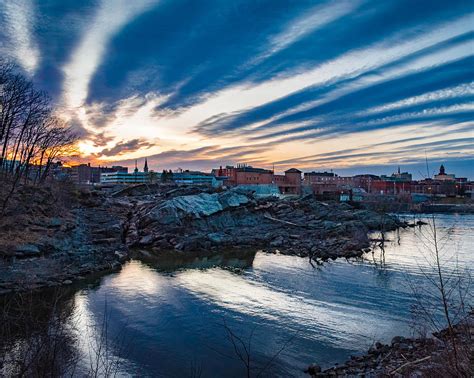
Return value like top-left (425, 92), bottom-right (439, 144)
top-left (439, 164), bottom-right (445, 175)
top-left (134, 160), bottom-right (138, 174)
top-left (144, 158), bottom-right (149, 173)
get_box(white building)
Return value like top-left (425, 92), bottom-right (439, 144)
top-left (100, 171), bottom-right (149, 184)
top-left (172, 172), bottom-right (223, 187)
top-left (101, 159), bottom-right (151, 184)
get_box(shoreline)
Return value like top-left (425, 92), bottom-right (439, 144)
top-left (1, 185), bottom-right (404, 295)
top-left (1, 185), bottom-right (471, 376)
top-left (305, 312), bottom-right (473, 377)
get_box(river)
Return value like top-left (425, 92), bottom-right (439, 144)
top-left (2, 214), bottom-right (473, 377)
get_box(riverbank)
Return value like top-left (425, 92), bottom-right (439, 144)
top-left (0, 183), bottom-right (404, 294)
top-left (359, 199), bottom-right (474, 214)
top-left (306, 312), bottom-right (473, 377)
top-left (0, 184), bottom-right (129, 295)
top-left (1, 214), bottom-right (472, 376)
top-left (126, 187), bottom-right (403, 263)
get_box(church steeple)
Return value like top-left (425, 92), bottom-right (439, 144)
top-left (144, 158), bottom-right (149, 173)
top-left (439, 164), bottom-right (445, 175)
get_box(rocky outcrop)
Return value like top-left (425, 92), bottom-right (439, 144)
top-left (306, 312), bottom-right (473, 377)
top-left (126, 189), bottom-right (402, 261)
top-left (0, 188), bottom-right (131, 295)
top-left (0, 184), bottom-right (404, 294)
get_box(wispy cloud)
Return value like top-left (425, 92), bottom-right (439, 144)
top-left (1, 0), bottom-right (472, 176)
top-left (62, 0), bottom-right (158, 110)
top-left (0, 0), bottom-right (39, 74)
top-left (253, 0), bottom-right (362, 63)
top-left (363, 82), bottom-right (474, 115)
top-left (94, 138), bottom-right (156, 157)
top-left (192, 15), bottom-right (473, 138)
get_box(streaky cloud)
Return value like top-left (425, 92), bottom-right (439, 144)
top-left (253, 0), bottom-right (363, 64)
top-left (362, 82), bottom-right (474, 115)
top-left (193, 15), bottom-right (473, 137)
top-left (62, 0), bottom-right (159, 110)
top-left (0, 0), bottom-right (39, 74)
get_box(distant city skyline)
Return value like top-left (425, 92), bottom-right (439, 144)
top-left (0, 0), bottom-right (472, 177)
top-left (96, 156), bottom-right (473, 181)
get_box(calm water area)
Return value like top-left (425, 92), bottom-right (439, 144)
top-left (2, 214), bottom-right (473, 377)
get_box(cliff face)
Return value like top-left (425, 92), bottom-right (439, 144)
top-left (126, 188), bottom-right (401, 261)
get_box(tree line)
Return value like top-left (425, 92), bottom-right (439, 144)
top-left (0, 60), bottom-right (78, 213)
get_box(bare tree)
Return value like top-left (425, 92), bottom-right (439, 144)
top-left (408, 214), bottom-right (472, 375)
top-left (209, 319), bottom-right (298, 378)
top-left (0, 290), bottom-right (133, 377)
top-left (0, 61), bottom-right (78, 214)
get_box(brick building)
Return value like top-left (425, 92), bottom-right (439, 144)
top-left (213, 165), bottom-right (302, 194)
top-left (213, 164), bottom-right (273, 185)
top-left (71, 163), bottom-right (128, 184)
top-left (278, 168), bottom-right (302, 194)
top-left (303, 171), bottom-right (354, 195)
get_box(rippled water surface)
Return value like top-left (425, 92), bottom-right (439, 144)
top-left (69, 214), bottom-right (473, 377)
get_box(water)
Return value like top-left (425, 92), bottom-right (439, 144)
top-left (3, 214), bottom-right (474, 377)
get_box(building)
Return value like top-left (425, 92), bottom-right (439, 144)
top-left (213, 164), bottom-right (302, 194)
top-left (303, 171), bottom-right (354, 195)
top-left (371, 180), bottom-right (411, 195)
top-left (434, 164), bottom-right (456, 181)
top-left (212, 163), bottom-right (472, 199)
top-left (276, 168), bottom-right (302, 194)
top-left (353, 174), bottom-right (381, 193)
top-left (172, 170), bottom-right (224, 187)
top-left (70, 163), bottom-right (128, 184)
top-left (213, 164), bottom-right (274, 185)
top-left (381, 167), bottom-right (412, 182)
top-left (304, 171), bottom-right (336, 183)
top-left (100, 171), bottom-right (149, 184)
top-left (304, 171), bottom-right (354, 186)
top-left (99, 160), bottom-right (149, 184)
top-left (410, 165), bottom-right (469, 197)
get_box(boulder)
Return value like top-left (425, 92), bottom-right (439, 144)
top-left (144, 191), bottom-right (252, 226)
top-left (48, 217), bottom-right (63, 228)
top-left (15, 244), bottom-right (40, 257)
top-left (305, 363), bottom-right (322, 375)
top-left (218, 190), bottom-right (249, 209)
top-left (207, 232), bottom-right (229, 244)
top-left (270, 236), bottom-right (284, 247)
top-left (391, 336), bottom-right (405, 345)
top-left (139, 235), bottom-right (154, 245)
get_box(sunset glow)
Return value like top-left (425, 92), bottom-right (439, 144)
top-left (1, 0), bottom-right (472, 177)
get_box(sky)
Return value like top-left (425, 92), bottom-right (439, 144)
top-left (0, 0), bottom-right (473, 178)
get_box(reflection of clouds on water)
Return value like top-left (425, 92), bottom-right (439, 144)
top-left (367, 214), bottom-right (473, 275)
top-left (71, 281), bottom-right (144, 375)
top-left (174, 267), bottom-right (393, 347)
top-left (106, 260), bottom-right (172, 298)
top-left (63, 214), bottom-right (473, 376)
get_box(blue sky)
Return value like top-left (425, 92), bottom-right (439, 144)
top-left (0, 0), bottom-right (473, 178)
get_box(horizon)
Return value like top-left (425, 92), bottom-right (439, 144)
top-left (86, 157), bottom-right (473, 181)
top-left (0, 0), bottom-right (472, 178)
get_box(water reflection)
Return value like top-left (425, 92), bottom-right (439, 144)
top-left (0, 289), bottom-right (79, 376)
top-left (0, 214), bottom-right (472, 377)
top-left (134, 248), bottom-right (257, 271)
